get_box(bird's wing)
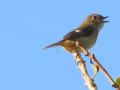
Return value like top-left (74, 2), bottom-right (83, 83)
top-left (63, 26), bottom-right (95, 40)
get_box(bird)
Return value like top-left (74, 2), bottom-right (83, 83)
top-left (44, 14), bottom-right (109, 53)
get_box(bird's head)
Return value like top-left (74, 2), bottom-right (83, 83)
top-left (82, 14), bottom-right (109, 31)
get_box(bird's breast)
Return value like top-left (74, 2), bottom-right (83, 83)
top-left (76, 31), bottom-right (98, 50)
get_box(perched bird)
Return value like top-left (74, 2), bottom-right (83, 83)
top-left (44, 14), bottom-right (108, 53)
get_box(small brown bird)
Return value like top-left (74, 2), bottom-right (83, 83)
top-left (45, 14), bottom-right (108, 53)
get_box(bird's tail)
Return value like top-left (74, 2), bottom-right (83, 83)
top-left (44, 40), bottom-right (64, 49)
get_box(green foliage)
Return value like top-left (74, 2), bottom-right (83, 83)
top-left (90, 61), bottom-right (99, 79)
top-left (116, 77), bottom-right (120, 88)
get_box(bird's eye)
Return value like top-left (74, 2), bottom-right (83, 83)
top-left (92, 16), bottom-right (97, 19)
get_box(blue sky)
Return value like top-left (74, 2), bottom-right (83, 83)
top-left (0, 0), bottom-right (120, 90)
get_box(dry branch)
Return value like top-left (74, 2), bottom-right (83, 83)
top-left (75, 41), bottom-right (120, 90)
top-left (73, 51), bottom-right (97, 90)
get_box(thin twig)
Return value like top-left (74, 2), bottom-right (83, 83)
top-left (75, 41), bottom-right (120, 90)
top-left (73, 50), bottom-right (97, 90)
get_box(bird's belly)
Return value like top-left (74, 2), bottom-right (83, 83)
top-left (77, 34), bottom-right (98, 51)
top-left (61, 33), bottom-right (98, 53)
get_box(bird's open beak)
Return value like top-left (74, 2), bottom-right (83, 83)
top-left (103, 16), bottom-right (109, 23)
